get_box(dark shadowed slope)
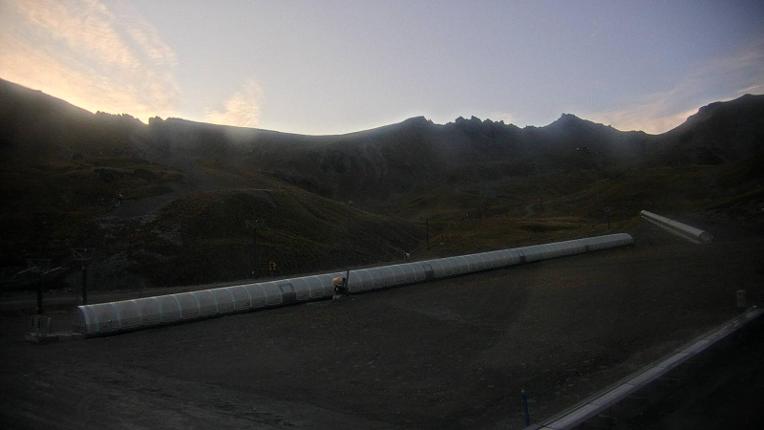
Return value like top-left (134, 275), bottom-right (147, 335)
top-left (3, 78), bottom-right (763, 203)
top-left (1, 77), bottom-right (763, 289)
top-left (652, 93), bottom-right (764, 165)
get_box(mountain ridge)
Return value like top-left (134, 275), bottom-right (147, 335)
top-left (1, 77), bottom-right (763, 289)
top-left (3, 76), bottom-right (763, 204)
top-left (8, 76), bottom-right (759, 137)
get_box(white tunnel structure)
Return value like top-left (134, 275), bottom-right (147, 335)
top-left (345, 233), bottom-right (633, 293)
top-left (640, 210), bottom-right (713, 244)
top-left (76, 233), bottom-right (633, 336)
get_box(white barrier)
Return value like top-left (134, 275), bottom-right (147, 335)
top-left (528, 307), bottom-right (763, 430)
top-left (640, 210), bottom-right (713, 243)
top-left (346, 234), bottom-right (634, 293)
top-left (76, 273), bottom-right (340, 336)
top-left (76, 233), bottom-right (634, 336)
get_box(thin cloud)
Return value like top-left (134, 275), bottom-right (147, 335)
top-left (204, 80), bottom-right (263, 128)
top-left (585, 38), bottom-right (764, 134)
top-left (0, 0), bottom-right (179, 121)
top-left (737, 82), bottom-right (764, 95)
top-left (125, 20), bottom-right (177, 66)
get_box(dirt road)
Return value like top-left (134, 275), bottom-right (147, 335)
top-left (1, 219), bottom-right (763, 429)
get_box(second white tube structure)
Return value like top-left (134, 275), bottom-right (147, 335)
top-left (640, 210), bottom-right (713, 244)
top-left (76, 233), bottom-right (634, 336)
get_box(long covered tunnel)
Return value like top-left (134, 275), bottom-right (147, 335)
top-left (76, 233), bottom-right (634, 336)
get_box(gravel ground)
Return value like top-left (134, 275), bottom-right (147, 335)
top-left (1, 218), bottom-right (763, 429)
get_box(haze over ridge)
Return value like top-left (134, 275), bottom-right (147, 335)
top-left (2, 0), bottom-right (763, 134)
top-left (4, 75), bottom-right (761, 139)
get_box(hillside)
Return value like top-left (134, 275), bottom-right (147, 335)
top-left (1, 78), bottom-right (763, 290)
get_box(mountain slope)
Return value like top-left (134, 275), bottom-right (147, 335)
top-left (652, 94), bottom-right (764, 165)
top-left (1, 77), bottom-right (763, 289)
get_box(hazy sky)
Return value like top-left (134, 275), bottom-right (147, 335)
top-left (1, 0), bottom-right (763, 134)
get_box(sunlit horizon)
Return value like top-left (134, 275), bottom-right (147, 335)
top-left (1, 0), bottom-right (763, 135)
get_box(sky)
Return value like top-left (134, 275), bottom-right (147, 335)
top-left (1, 0), bottom-right (763, 135)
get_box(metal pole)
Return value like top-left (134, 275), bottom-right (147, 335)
top-left (36, 275), bottom-right (43, 315)
top-left (253, 227), bottom-right (257, 278)
top-left (605, 207), bottom-right (612, 231)
top-left (426, 218), bottom-right (430, 250)
top-left (72, 248), bottom-right (93, 305)
top-left (28, 258), bottom-right (49, 315)
top-left (245, 220), bottom-right (260, 278)
top-left (521, 389), bottom-right (530, 426)
top-left (81, 264), bottom-right (88, 305)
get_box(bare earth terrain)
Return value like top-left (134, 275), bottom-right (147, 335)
top-left (1, 218), bottom-right (763, 429)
